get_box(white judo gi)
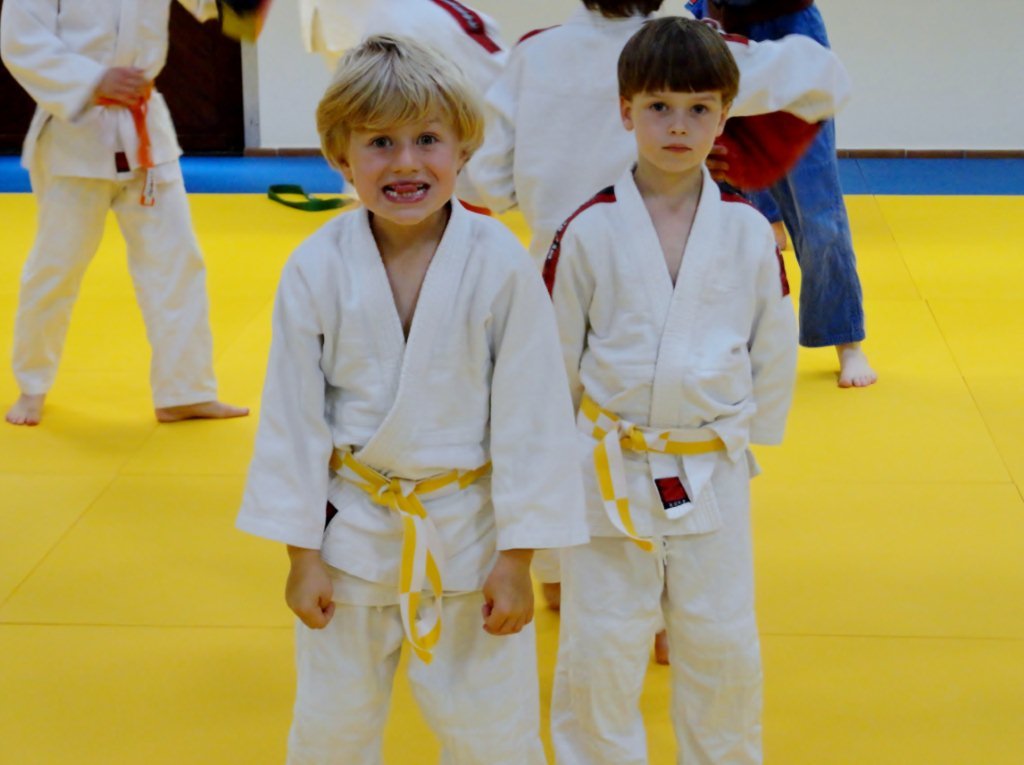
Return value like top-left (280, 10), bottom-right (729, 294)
top-left (546, 167), bottom-right (798, 765)
top-left (459, 6), bottom-right (850, 263)
top-left (237, 201), bottom-right (588, 764)
top-left (0, 0), bottom-right (220, 407)
top-left (300, 0), bottom-right (507, 96)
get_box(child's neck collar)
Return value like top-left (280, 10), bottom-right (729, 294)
top-left (632, 162), bottom-right (704, 206)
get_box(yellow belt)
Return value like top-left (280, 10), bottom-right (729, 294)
top-left (580, 394), bottom-right (726, 552)
top-left (329, 449), bottom-right (490, 663)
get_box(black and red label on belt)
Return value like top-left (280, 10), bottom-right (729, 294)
top-left (655, 477), bottom-right (690, 510)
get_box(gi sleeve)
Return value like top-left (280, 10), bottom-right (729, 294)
top-left (457, 52), bottom-right (520, 212)
top-left (548, 225), bottom-right (595, 413)
top-left (748, 233), bottom-right (799, 445)
top-left (487, 254), bottom-right (588, 551)
top-left (236, 256), bottom-right (335, 550)
top-left (0, 0), bottom-right (107, 121)
top-left (726, 33), bottom-right (851, 121)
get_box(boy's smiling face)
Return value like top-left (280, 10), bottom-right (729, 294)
top-left (620, 90), bottom-right (729, 180)
top-left (338, 115), bottom-right (467, 235)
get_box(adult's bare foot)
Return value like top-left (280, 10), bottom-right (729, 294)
top-left (541, 582), bottom-right (561, 612)
top-left (654, 629), bottom-right (670, 665)
top-left (836, 343), bottom-right (877, 388)
top-left (5, 393), bottom-right (45, 426)
top-left (155, 400), bottom-right (249, 423)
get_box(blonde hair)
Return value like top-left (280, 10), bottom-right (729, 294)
top-left (316, 35), bottom-right (484, 169)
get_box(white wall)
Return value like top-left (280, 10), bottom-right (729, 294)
top-left (252, 0), bottom-right (1024, 151)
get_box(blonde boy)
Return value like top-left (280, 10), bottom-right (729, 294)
top-left (237, 36), bottom-right (586, 764)
top-left (546, 18), bottom-right (798, 764)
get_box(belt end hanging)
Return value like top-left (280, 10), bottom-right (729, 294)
top-left (140, 168), bottom-right (156, 207)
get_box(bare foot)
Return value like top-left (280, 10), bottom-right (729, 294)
top-left (6, 393), bottom-right (46, 426)
top-left (654, 629), bottom-right (670, 665)
top-left (541, 582), bottom-right (561, 612)
top-left (771, 220), bottom-right (788, 251)
top-left (155, 400), bottom-right (249, 423)
top-left (836, 343), bottom-right (878, 388)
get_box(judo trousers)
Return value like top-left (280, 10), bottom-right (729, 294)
top-left (288, 591), bottom-right (547, 765)
top-left (552, 457), bottom-right (762, 765)
top-left (12, 151), bottom-right (217, 407)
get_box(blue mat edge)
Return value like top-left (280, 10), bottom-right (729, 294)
top-left (1, 155), bottom-right (1022, 196)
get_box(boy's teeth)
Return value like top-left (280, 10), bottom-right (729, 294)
top-left (385, 183), bottom-right (427, 201)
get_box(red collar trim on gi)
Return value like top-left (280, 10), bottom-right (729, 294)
top-left (543, 186), bottom-right (617, 296)
top-left (517, 26), bottom-right (558, 45)
top-left (428, 0), bottom-right (502, 53)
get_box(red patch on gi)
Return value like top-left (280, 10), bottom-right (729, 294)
top-left (655, 477), bottom-right (690, 510)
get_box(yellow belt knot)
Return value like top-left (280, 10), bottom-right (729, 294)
top-left (623, 426), bottom-right (647, 453)
top-left (331, 448), bottom-right (489, 663)
top-left (580, 393), bottom-right (726, 552)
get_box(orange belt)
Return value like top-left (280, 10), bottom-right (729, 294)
top-left (98, 84), bottom-right (156, 206)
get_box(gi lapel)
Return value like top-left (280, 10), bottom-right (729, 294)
top-left (357, 202), bottom-right (472, 468)
top-left (614, 168), bottom-right (674, 358)
top-left (648, 167), bottom-right (724, 528)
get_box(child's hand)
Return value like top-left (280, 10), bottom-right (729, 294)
top-left (481, 549), bottom-right (534, 636)
top-left (285, 546), bottom-right (336, 629)
top-left (94, 67), bottom-right (149, 107)
top-left (706, 142), bottom-right (731, 184)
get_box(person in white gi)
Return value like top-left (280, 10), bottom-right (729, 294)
top-left (236, 36), bottom-right (587, 765)
top-left (0, 0), bottom-right (248, 426)
top-left (300, 0), bottom-right (507, 96)
top-left (546, 18), bottom-right (798, 764)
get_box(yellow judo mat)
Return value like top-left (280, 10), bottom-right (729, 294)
top-left (1, 191), bottom-right (1023, 764)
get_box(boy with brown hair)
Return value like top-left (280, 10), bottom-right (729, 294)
top-left (236, 35), bottom-right (587, 764)
top-left (546, 17), bottom-right (798, 763)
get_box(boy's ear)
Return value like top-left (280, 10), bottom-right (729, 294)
top-left (715, 103), bottom-right (731, 138)
top-left (619, 96), bottom-right (635, 132)
top-left (336, 155), bottom-right (354, 184)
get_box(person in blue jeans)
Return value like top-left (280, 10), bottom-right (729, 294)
top-left (691, 0), bottom-right (877, 388)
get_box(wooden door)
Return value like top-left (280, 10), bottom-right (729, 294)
top-left (0, 1), bottom-right (244, 154)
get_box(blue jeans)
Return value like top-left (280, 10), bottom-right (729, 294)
top-left (745, 5), bottom-right (865, 347)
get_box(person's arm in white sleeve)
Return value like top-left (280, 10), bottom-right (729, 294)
top-left (548, 224), bottom-right (595, 413)
top-left (748, 231), bottom-right (799, 445)
top-left (237, 256), bottom-right (335, 549)
top-left (0, 0), bottom-right (107, 120)
top-left (488, 254), bottom-right (588, 552)
top-left (726, 33), bottom-right (851, 121)
top-left (458, 53), bottom-right (522, 212)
